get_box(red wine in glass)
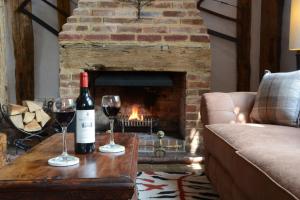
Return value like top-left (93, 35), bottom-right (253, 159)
top-left (53, 110), bottom-right (75, 127)
top-left (102, 106), bottom-right (120, 118)
top-left (48, 98), bottom-right (79, 167)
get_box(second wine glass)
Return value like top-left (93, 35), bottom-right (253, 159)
top-left (99, 95), bottom-right (125, 153)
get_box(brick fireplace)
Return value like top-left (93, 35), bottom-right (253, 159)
top-left (59, 0), bottom-right (211, 153)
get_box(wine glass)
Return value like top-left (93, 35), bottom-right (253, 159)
top-left (99, 95), bottom-right (125, 153)
top-left (48, 98), bottom-right (79, 167)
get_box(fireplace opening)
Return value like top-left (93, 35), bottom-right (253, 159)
top-left (88, 71), bottom-right (186, 139)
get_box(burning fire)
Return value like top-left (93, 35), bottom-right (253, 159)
top-left (128, 105), bottom-right (144, 121)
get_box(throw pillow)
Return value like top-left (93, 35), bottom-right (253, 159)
top-left (250, 70), bottom-right (300, 127)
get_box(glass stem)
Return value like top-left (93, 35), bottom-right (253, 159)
top-left (109, 118), bottom-right (115, 145)
top-left (62, 127), bottom-right (68, 156)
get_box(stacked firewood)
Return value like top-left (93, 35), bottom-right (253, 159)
top-left (8, 101), bottom-right (51, 132)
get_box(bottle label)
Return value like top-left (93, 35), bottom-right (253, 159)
top-left (76, 110), bottom-right (95, 143)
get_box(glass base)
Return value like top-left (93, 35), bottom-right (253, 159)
top-left (48, 154), bottom-right (79, 167)
top-left (99, 144), bottom-right (125, 153)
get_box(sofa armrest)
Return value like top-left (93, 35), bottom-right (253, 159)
top-left (0, 133), bottom-right (6, 167)
top-left (201, 92), bottom-right (256, 125)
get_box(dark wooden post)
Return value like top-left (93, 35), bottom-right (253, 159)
top-left (57, 0), bottom-right (71, 31)
top-left (259, 0), bottom-right (285, 78)
top-left (236, 0), bottom-right (252, 91)
top-left (8, 0), bottom-right (34, 104)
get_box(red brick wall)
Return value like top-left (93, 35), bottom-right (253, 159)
top-left (59, 0), bottom-right (209, 45)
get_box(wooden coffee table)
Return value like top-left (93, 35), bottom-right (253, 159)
top-left (0, 133), bottom-right (138, 200)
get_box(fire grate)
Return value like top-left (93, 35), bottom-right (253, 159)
top-left (116, 116), bottom-right (159, 134)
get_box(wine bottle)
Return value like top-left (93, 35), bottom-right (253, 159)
top-left (75, 72), bottom-right (95, 154)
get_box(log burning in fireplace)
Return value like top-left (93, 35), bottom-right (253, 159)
top-left (117, 104), bottom-right (159, 134)
top-left (128, 105), bottom-right (143, 121)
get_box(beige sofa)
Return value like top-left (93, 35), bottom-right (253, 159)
top-left (201, 92), bottom-right (300, 200)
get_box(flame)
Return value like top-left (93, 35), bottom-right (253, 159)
top-left (128, 105), bottom-right (144, 121)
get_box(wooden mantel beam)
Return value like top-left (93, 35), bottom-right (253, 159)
top-left (260, 0), bottom-right (285, 78)
top-left (8, 0), bottom-right (34, 104)
top-left (237, 0), bottom-right (252, 91)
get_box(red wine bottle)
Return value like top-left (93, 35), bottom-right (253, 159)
top-left (75, 72), bottom-right (95, 154)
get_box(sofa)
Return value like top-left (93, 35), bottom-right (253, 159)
top-left (201, 92), bottom-right (300, 200)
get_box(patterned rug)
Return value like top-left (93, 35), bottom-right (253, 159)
top-left (136, 171), bottom-right (219, 200)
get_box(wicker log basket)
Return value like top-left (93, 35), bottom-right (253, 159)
top-left (0, 102), bottom-right (54, 151)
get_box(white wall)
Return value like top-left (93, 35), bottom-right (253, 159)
top-left (5, 0), bottom-right (78, 102)
top-left (4, 0), bottom-right (60, 103)
top-left (200, 0), bottom-right (295, 92)
top-left (200, 0), bottom-right (262, 92)
top-left (31, 0), bottom-right (60, 99)
top-left (200, 0), bottom-right (237, 92)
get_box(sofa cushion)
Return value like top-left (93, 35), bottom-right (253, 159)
top-left (206, 124), bottom-right (300, 199)
top-left (201, 92), bottom-right (256, 125)
top-left (250, 70), bottom-right (300, 127)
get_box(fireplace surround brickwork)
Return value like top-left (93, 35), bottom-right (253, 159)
top-left (59, 0), bottom-right (211, 152)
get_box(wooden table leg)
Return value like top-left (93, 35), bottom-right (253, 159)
top-left (0, 133), bottom-right (7, 168)
top-left (131, 186), bottom-right (138, 200)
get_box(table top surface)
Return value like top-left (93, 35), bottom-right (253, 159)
top-left (0, 133), bottom-right (138, 190)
